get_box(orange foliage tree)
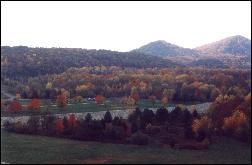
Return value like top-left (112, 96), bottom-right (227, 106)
top-left (9, 99), bottom-right (22, 113)
top-left (56, 93), bottom-right (67, 109)
top-left (222, 110), bottom-right (249, 136)
top-left (27, 98), bottom-right (41, 110)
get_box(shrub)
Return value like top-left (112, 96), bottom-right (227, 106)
top-left (145, 123), bottom-right (161, 135)
top-left (184, 125), bottom-right (194, 139)
top-left (201, 138), bottom-right (210, 149)
top-left (88, 120), bottom-right (104, 140)
top-left (103, 125), bottom-right (125, 140)
top-left (126, 131), bottom-right (151, 145)
top-left (63, 116), bottom-right (72, 135)
top-left (3, 120), bottom-right (14, 132)
top-left (26, 116), bottom-right (40, 134)
top-left (131, 122), bottom-right (139, 133)
top-left (41, 115), bottom-right (56, 135)
top-left (112, 116), bottom-right (121, 126)
top-left (169, 137), bottom-right (178, 148)
top-left (13, 121), bottom-right (26, 133)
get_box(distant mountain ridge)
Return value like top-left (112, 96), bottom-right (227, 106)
top-left (132, 35), bottom-right (251, 68)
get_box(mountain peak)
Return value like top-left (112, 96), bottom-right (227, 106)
top-left (196, 35), bottom-right (251, 56)
top-left (151, 40), bottom-right (170, 45)
top-left (132, 40), bottom-right (198, 57)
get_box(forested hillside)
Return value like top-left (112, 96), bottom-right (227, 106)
top-left (1, 46), bottom-right (179, 79)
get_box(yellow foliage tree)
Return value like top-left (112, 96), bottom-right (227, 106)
top-left (46, 82), bottom-right (53, 89)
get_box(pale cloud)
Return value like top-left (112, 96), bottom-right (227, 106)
top-left (1, 1), bottom-right (251, 51)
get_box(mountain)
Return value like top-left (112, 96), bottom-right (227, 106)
top-left (195, 35), bottom-right (251, 57)
top-left (132, 40), bottom-right (199, 57)
top-left (132, 35), bottom-right (251, 68)
top-left (195, 35), bottom-right (251, 68)
top-left (1, 46), bottom-right (180, 79)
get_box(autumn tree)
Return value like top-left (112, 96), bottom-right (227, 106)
top-left (27, 98), bottom-right (41, 110)
top-left (46, 82), bottom-right (53, 89)
top-left (60, 88), bottom-right (70, 100)
top-left (192, 116), bottom-right (213, 141)
top-left (56, 93), bottom-right (67, 109)
top-left (121, 96), bottom-right (135, 112)
top-left (222, 110), bottom-right (249, 141)
top-left (9, 99), bottom-right (22, 113)
top-left (55, 118), bottom-right (64, 134)
top-left (74, 95), bottom-right (83, 103)
top-left (95, 95), bottom-right (105, 104)
top-left (131, 86), bottom-right (140, 105)
top-left (207, 94), bottom-right (243, 129)
top-left (68, 114), bottom-right (77, 127)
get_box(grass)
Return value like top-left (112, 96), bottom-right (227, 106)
top-left (2, 99), bottom-right (199, 117)
top-left (1, 130), bottom-right (251, 164)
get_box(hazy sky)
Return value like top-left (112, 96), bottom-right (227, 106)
top-left (1, 1), bottom-right (251, 52)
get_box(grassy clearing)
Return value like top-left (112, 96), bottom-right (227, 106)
top-left (1, 130), bottom-right (251, 164)
top-left (2, 99), bottom-right (179, 117)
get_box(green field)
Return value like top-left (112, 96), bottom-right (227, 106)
top-left (1, 130), bottom-right (251, 164)
top-left (3, 99), bottom-right (195, 117)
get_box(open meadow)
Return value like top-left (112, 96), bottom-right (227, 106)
top-left (1, 130), bottom-right (251, 164)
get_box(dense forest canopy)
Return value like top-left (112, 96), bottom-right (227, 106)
top-left (2, 65), bottom-right (250, 103)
